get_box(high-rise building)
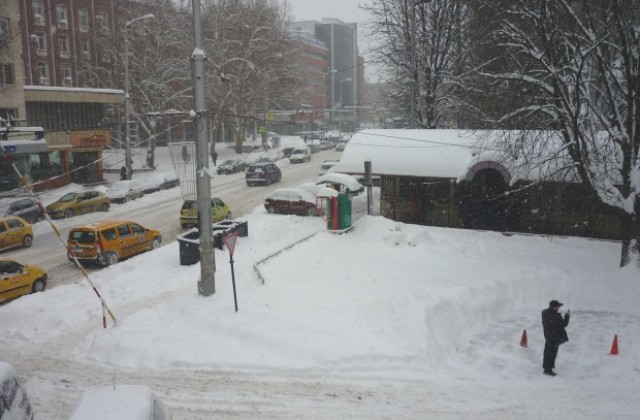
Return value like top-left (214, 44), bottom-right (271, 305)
top-left (292, 18), bottom-right (364, 131)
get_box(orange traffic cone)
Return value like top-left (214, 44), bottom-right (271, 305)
top-left (520, 329), bottom-right (528, 348)
top-left (610, 334), bottom-right (619, 355)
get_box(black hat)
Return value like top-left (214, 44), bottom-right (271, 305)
top-left (549, 300), bottom-right (563, 307)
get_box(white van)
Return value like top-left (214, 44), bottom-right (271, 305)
top-left (289, 147), bottom-right (312, 163)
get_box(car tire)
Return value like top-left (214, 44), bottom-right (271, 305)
top-left (64, 209), bottom-right (74, 218)
top-left (104, 252), bottom-right (119, 267)
top-left (100, 203), bottom-right (109, 212)
top-left (151, 237), bottom-right (161, 250)
top-left (267, 206), bottom-right (275, 214)
top-left (22, 235), bottom-right (33, 248)
top-left (306, 207), bottom-right (317, 216)
top-left (226, 211), bottom-right (232, 220)
top-left (32, 279), bottom-right (46, 293)
top-left (266, 178), bottom-right (272, 186)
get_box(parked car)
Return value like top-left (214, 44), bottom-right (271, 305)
top-left (281, 147), bottom-right (296, 158)
top-left (245, 162), bottom-right (282, 186)
top-left (297, 182), bottom-right (323, 197)
top-left (0, 259), bottom-right (47, 303)
top-left (67, 220), bottom-right (161, 266)
top-left (0, 361), bottom-right (34, 420)
top-left (217, 158), bottom-right (247, 175)
top-left (143, 177), bottom-right (180, 194)
top-left (67, 385), bottom-right (171, 420)
top-left (0, 216), bottom-right (33, 251)
top-left (5, 198), bottom-right (44, 224)
top-left (180, 198), bottom-right (232, 229)
top-left (105, 180), bottom-right (145, 203)
top-left (264, 188), bottom-right (318, 216)
top-left (46, 191), bottom-right (110, 219)
top-left (319, 160), bottom-right (339, 176)
top-left (289, 148), bottom-right (312, 163)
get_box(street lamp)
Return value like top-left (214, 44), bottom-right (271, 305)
top-left (124, 13), bottom-right (154, 180)
top-left (339, 78), bottom-right (352, 133)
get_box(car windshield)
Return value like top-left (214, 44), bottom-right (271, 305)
top-left (221, 160), bottom-right (235, 165)
top-left (59, 193), bottom-right (78, 202)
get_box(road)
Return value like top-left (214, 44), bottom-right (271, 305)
top-left (2, 149), bottom-right (341, 289)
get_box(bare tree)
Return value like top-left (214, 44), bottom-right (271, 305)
top-left (364, 0), bottom-right (469, 128)
top-left (201, 0), bottom-right (300, 154)
top-left (469, 0), bottom-right (640, 266)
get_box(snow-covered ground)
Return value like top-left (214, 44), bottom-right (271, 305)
top-left (1, 195), bottom-right (639, 418)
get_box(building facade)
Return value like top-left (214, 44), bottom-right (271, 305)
top-left (291, 19), bottom-right (364, 131)
top-left (0, 0), bottom-right (126, 192)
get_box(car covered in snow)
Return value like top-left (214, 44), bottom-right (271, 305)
top-left (0, 361), bottom-right (33, 420)
top-left (289, 148), bottom-right (312, 163)
top-left (5, 198), bottom-right (44, 224)
top-left (67, 385), bottom-right (171, 420)
top-left (264, 188), bottom-right (318, 216)
top-left (105, 181), bottom-right (145, 203)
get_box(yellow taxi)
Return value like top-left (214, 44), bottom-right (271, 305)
top-left (0, 259), bottom-right (47, 303)
top-left (67, 220), bottom-right (161, 266)
top-left (180, 198), bottom-right (232, 229)
top-left (0, 216), bottom-right (34, 251)
top-left (45, 190), bottom-right (110, 219)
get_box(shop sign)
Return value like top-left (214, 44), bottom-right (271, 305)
top-left (70, 132), bottom-right (110, 147)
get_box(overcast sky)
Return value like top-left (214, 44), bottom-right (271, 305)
top-left (286, 0), bottom-right (373, 24)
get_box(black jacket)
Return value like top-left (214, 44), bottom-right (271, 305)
top-left (541, 308), bottom-right (570, 345)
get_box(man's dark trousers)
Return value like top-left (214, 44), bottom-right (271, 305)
top-left (543, 341), bottom-right (558, 370)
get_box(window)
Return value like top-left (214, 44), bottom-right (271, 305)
top-left (95, 13), bottom-right (108, 29)
top-left (33, 1), bottom-right (44, 24)
top-left (61, 63), bottom-right (71, 85)
top-left (99, 46), bottom-right (111, 62)
top-left (78, 9), bottom-right (88, 31)
top-left (0, 64), bottom-right (14, 86)
top-left (100, 228), bottom-right (116, 241)
top-left (56, 5), bottom-right (68, 27)
top-left (37, 62), bottom-right (48, 84)
top-left (59, 35), bottom-right (69, 56)
top-left (7, 219), bottom-right (24, 229)
top-left (0, 17), bottom-right (10, 38)
top-left (35, 32), bottom-right (46, 51)
top-left (80, 39), bottom-right (90, 56)
top-left (131, 223), bottom-right (145, 234)
top-left (117, 225), bottom-right (132, 237)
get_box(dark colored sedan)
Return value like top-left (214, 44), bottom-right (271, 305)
top-left (246, 162), bottom-right (282, 186)
top-left (264, 188), bottom-right (318, 216)
top-left (217, 158), bottom-right (247, 174)
top-left (5, 198), bottom-right (44, 224)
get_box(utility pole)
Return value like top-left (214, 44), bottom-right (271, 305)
top-left (191, 0), bottom-right (215, 296)
top-left (409, 0), bottom-right (416, 129)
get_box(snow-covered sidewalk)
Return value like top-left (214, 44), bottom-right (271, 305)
top-left (1, 210), bottom-right (638, 419)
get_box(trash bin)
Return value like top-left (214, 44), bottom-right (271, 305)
top-left (176, 220), bottom-right (249, 266)
top-left (177, 229), bottom-right (201, 266)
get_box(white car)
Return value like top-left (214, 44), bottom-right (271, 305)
top-left (319, 160), bottom-right (338, 176)
top-left (105, 181), bottom-right (145, 203)
top-left (67, 385), bottom-right (171, 420)
top-left (289, 148), bottom-right (312, 163)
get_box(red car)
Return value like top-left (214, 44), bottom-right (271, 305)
top-left (264, 188), bottom-right (318, 216)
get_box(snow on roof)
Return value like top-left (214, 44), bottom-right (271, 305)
top-left (316, 173), bottom-right (364, 192)
top-left (332, 129), bottom-right (481, 179)
top-left (332, 129), bottom-right (585, 184)
top-left (24, 85), bottom-right (124, 95)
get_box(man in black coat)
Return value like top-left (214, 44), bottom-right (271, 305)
top-left (541, 300), bottom-right (570, 376)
